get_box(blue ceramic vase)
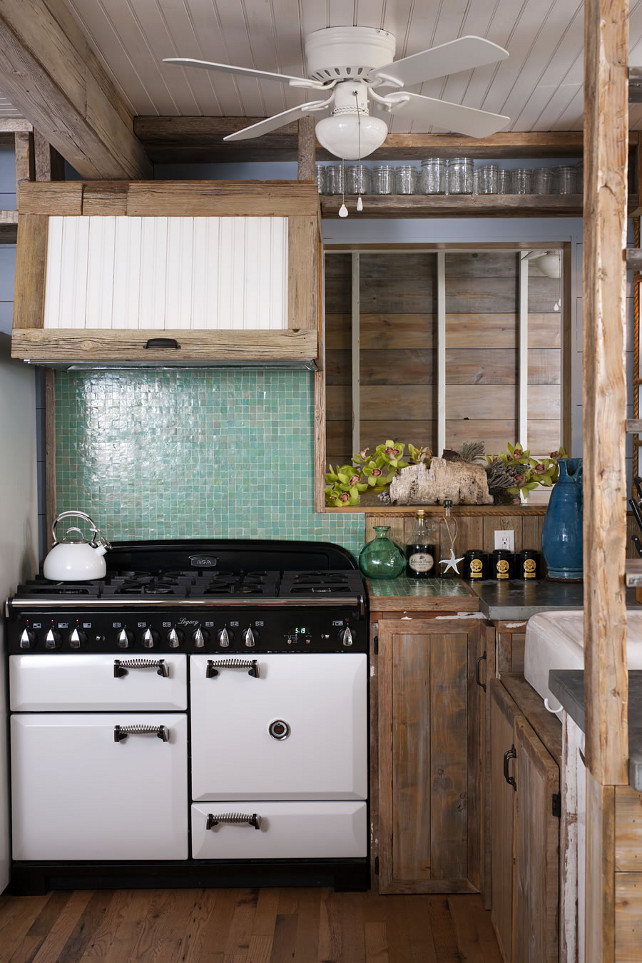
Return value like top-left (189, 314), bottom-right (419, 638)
top-left (541, 458), bottom-right (583, 580)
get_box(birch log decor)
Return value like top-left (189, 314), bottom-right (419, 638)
top-left (386, 458), bottom-right (494, 505)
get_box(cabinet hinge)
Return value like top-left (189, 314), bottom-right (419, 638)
top-left (552, 792), bottom-right (561, 818)
top-left (374, 856), bottom-right (379, 875)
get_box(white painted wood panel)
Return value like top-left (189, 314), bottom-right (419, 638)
top-left (43, 216), bottom-right (289, 331)
top-left (62, 0), bottom-right (605, 132)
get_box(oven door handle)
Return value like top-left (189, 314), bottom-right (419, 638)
top-left (206, 812), bottom-right (261, 830)
top-left (113, 658), bottom-right (169, 678)
top-left (206, 658), bottom-right (260, 678)
top-left (113, 724), bottom-right (170, 743)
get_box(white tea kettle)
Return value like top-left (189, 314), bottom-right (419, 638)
top-left (43, 511), bottom-right (110, 581)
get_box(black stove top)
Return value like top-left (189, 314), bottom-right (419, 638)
top-left (13, 568), bottom-right (361, 601)
top-left (5, 540), bottom-right (367, 654)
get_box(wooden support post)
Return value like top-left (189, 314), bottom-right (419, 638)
top-left (297, 116), bottom-right (316, 181)
top-left (583, 0), bottom-right (629, 959)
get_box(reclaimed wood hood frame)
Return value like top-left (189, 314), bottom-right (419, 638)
top-left (11, 180), bottom-right (322, 366)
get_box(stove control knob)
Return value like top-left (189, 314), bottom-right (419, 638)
top-left (167, 628), bottom-right (183, 649)
top-left (68, 627), bottom-right (86, 649)
top-left (19, 628), bottom-right (36, 649)
top-left (117, 628), bottom-right (133, 649)
top-left (44, 628), bottom-right (62, 650)
top-left (192, 627), bottom-right (209, 649)
top-left (217, 627), bottom-right (232, 648)
top-left (339, 626), bottom-right (354, 648)
top-left (243, 627), bottom-right (257, 649)
top-left (142, 628), bottom-right (159, 649)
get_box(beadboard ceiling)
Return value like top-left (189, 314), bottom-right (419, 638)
top-left (14, 0), bottom-right (642, 133)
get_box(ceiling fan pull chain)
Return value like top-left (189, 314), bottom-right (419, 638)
top-left (339, 157), bottom-right (348, 217)
top-left (355, 89), bottom-right (364, 213)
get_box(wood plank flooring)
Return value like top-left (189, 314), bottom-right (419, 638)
top-left (0, 888), bottom-right (503, 963)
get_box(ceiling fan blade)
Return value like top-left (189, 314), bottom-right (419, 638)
top-left (371, 36), bottom-right (509, 89)
top-left (163, 57), bottom-right (324, 89)
top-left (386, 91), bottom-right (509, 138)
top-left (223, 101), bottom-right (332, 141)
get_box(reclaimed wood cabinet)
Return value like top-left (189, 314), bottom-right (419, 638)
top-left (374, 614), bottom-right (487, 894)
top-left (489, 677), bottom-right (561, 963)
top-left (11, 180), bottom-right (321, 365)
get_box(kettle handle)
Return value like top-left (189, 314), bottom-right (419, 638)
top-left (51, 510), bottom-right (107, 548)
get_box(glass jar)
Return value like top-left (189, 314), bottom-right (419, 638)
top-left (474, 163), bottom-right (498, 194)
top-left (533, 167), bottom-right (553, 194)
top-left (359, 526), bottom-right (406, 579)
top-left (372, 165), bottom-right (395, 194)
top-left (497, 168), bottom-right (510, 194)
top-left (325, 164), bottom-right (345, 195)
top-left (447, 157), bottom-right (473, 194)
top-left (511, 168), bottom-right (532, 194)
top-left (555, 165), bottom-right (578, 194)
top-left (345, 164), bottom-right (371, 195)
top-left (418, 158), bottom-right (445, 194)
top-left (315, 164), bottom-right (326, 194)
top-left (395, 164), bottom-right (417, 194)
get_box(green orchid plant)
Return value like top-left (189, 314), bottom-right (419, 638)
top-left (485, 442), bottom-right (567, 499)
top-left (325, 441), bottom-right (431, 507)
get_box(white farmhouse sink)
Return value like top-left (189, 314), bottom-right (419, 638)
top-left (524, 609), bottom-right (642, 710)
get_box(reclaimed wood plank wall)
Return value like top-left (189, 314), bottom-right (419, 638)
top-left (325, 250), bottom-right (562, 468)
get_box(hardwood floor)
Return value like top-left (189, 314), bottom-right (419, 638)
top-left (0, 888), bottom-right (502, 963)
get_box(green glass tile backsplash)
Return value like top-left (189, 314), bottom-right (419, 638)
top-left (55, 369), bottom-right (365, 558)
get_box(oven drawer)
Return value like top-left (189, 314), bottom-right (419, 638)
top-left (9, 654), bottom-right (187, 710)
top-left (190, 653), bottom-right (367, 801)
top-left (191, 801), bottom-right (367, 859)
top-left (11, 712), bottom-right (188, 860)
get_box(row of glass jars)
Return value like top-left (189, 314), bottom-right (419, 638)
top-left (317, 160), bottom-right (582, 196)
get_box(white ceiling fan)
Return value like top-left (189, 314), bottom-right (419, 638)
top-left (164, 26), bottom-right (510, 161)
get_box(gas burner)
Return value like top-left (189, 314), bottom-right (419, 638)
top-left (103, 572), bottom-right (198, 598)
top-left (280, 570), bottom-right (362, 597)
top-left (199, 572), bottom-right (277, 597)
top-left (15, 577), bottom-right (103, 598)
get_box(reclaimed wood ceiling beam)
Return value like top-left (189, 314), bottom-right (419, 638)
top-left (0, 0), bottom-right (151, 179)
top-left (135, 118), bottom-right (587, 165)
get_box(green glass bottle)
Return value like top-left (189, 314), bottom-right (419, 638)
top-left (359, 526), bottom-right (406, 579)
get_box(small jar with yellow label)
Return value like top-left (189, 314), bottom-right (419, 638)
top-left (463, 549), bottom-right (488, 580)
top-left (491, 549), bottom-right (513, 580)
top-left (515, 549), bottom-right (540, 580)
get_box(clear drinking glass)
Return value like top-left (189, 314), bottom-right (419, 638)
top-left (395, 164), bottom-right (417, 194)
top-left (418, 158), bottom-right (445, 194)
top-left (533, 167), bottom-right (553, 194)
top-left (325, 164), bottom-right (345, 195)
top-left (555, 166), bottom-right (578, 194)
top-left (474, 164), bottom-right (498, 194)
top-left (497, 168), bottom-right (510, 194)
top-left (315, 164), bottom-right (326, 194)
top-left (345, 164), bottom-right (371, 195)
top-left (511, 168), bottom-right (532, 194)
top-left (447, 157), bottom-right (473, 194)
top-left (372, 165), bottom-right (395, 194)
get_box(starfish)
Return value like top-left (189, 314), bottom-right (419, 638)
top-left (439, 549), bottom-right (465, 575)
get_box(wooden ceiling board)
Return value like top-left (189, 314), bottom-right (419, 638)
top-left (4, 0), bottom-right (642, 137)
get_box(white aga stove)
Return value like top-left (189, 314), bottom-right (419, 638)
top-left (5, 540), bottom-right (368, 894)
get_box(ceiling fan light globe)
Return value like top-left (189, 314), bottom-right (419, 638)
top-left (315, 114), bottom-right (388, 160)
top-left (538, 253), bottom-right (561, 278)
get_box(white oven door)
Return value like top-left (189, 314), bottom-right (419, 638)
top-left (190, 653), bottom-right (367, 801)
top-left (10, 654), bottom-right (187, 710)
top-left (11, 712), bottom-right (188, 860)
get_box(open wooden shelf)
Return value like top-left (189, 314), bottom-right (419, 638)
top-left (0, 210), bottom-right (18, 243)
top-left (321, 193), bottom-right (639, 218)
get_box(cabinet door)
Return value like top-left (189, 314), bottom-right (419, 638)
top-left (377, 619), bottom-right (481, 894)
top-left (513, 716), bottom-right (559, 963)
top-left (490, 679), bottom-right (518, 962)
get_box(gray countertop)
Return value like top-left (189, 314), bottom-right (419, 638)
top-left (549, 669), bottom-right (642, 790)
top-left (468, 579), bottom-right (585, 620)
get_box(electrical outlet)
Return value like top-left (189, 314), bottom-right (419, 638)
top-left (494, 529), bottom-right (515, 552)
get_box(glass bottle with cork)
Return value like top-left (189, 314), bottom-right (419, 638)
top-left (405, 509), bottom-right (436, 579)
